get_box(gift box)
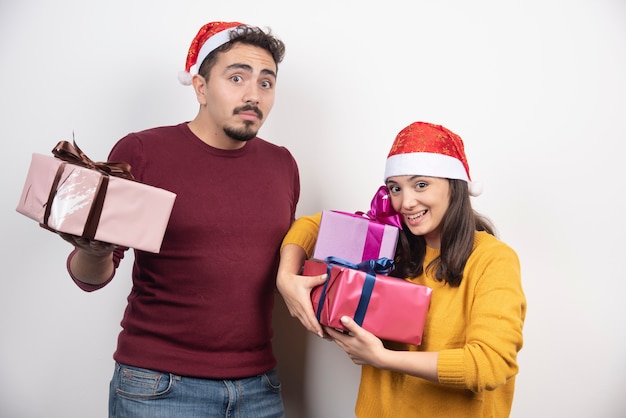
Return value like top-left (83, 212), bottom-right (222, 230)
top-left (312, 186), bottom-right (402, 264)
top-left (16, 141), bottom-right (176, 253)
top-left (305, 257), bottom-right (432, 346)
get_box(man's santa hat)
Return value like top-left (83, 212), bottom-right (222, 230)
top-left (384, 121), bottom-right (483, 196)
top-left (178, 21), bottom-right (246, 85)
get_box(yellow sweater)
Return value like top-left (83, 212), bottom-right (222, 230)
top-left (282, 213), bottom-right (526, 418)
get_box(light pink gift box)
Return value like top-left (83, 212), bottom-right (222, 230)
top-left (312, 210), bottom-right (399, 264)
top-left (305, 259), bottom-right (432, 346)
top-left (16, 152), bottom-right (176, 253)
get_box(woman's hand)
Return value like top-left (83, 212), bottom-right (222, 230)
top-left (276, 244), bottom-right (328, 338)
top-left (325, 316), bottom-right (387, 367)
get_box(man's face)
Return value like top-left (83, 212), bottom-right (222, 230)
top-left (199, 43), bottom-right (277, 143)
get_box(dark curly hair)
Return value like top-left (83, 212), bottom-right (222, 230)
top-left (197, 25), bottom-right (286, 80)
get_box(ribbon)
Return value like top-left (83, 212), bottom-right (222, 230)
top-left (315, 256), bottom-right (395, 327)
top-left (42, 139), bottom-right (134, 240)
top-left (52, 140), bottom-right (134, 181)
top-left (351, 185), bottom-right (402, 260)
top-left (356, 185), bottom-right (402, 229)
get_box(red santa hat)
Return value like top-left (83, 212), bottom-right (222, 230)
top-left (178, 21), bottom-right (246, 85)
top-left (384, 121), bottom-right (483, 196)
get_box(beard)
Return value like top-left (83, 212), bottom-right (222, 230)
top-left (224, 104), bottom-right (264, 142)
top-left (224, 121), bottom-right (258, 142)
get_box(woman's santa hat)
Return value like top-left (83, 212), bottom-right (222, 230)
top-left (178, 21), bottom-right (246, 85)
top-left (384, 121), bottom-right (483, 196)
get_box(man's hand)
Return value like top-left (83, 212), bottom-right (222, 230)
top-left (58, 232), bottom-right (116, 285)
top-left (58, 232), bottom-right (116, 256)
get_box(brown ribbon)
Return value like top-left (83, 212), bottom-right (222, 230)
top-left (51, 140), bottom-right (134, 181)
top-left (42, 140), bottom-right (135, 240)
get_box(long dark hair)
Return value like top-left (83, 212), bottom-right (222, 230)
top-left (391, 179), bottom-right (496, 287)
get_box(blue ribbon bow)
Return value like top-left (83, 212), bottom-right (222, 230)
top-left (315, 256), bottom-right (394, 326)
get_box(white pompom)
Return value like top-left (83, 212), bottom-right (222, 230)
top-left (178, 71), bottom-right (192, 86)
top-left (469, 181), bottom-right (483, 197)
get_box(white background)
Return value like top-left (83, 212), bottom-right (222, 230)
top-left (1, 1), bottom-right (625, 417)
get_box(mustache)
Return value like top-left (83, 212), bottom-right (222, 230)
top-left (234, 104), bottom-right (263, 120)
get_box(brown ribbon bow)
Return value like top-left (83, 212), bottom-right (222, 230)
top-left (42, 140), bottom-right (135, 241)
top-left (52, 140), bottom-right (135, 181)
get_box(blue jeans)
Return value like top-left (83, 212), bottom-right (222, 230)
top-left (109, 362), bottom-right (285, 418)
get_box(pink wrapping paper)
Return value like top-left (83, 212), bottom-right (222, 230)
top-left (16, 153), bottom-right (176, 253)
top-left (312, 210), bottom-right (399, 264)
top-left (305, 259), bottom-right (432, 345)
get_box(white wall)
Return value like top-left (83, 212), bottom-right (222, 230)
top-left (1, 0), bottom-right (625, 417)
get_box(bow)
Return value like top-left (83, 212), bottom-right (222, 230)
top-left (52, 139), bottom-right (135, 180)
top-left (324, 256), bottom-right (394, 275)
top-left (315, 256), bottom-right (395, 325)
top-left (357, 185), bottom-right (402, 229)
top-left (42, 138), bottom-right (134, 240)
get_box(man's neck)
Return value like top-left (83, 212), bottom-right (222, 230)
top-left (187, 118), bottom-right (246, 150)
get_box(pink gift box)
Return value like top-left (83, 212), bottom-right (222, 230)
top-left (312, 210), bottom-right (399, 264)
top-left (305, 258), bottom-right (432, 345)
top-left (16, 151), bottom-right (176, 253)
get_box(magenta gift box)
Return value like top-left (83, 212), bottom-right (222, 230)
top-left (305, 259), bottom-right (432, 346)
top-left (312, 210), bottom-right (399, 264)
top-left (16, 152), bottom-right (176, 253)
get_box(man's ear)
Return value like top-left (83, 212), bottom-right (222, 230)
top-left (191, 74), bottom-right (208, 105)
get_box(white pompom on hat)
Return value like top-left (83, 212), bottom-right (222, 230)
top-left (178, 21), bottom-right (246, 85)
top-left (384, 122), bottom-right (483, 196)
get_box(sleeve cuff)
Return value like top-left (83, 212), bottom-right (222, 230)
top-left (437, 348), bottom-right (466, 386)
top-left (66, 248), bottom-right (114, 292)
top-left (280, 212), bottom-right (322, 258)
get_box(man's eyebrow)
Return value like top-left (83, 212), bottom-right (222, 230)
top-left (226, 63), bottom-right (253, 72)
top-left (225, 63), bottom-right (276, 78)
top-left (261, 68), bottom-right (277, 78)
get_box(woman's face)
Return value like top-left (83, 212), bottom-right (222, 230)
top-left (386, 175), bottom-right (451, 249)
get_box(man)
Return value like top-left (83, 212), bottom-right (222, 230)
top-left (60, 21), bottom-right (299, 417)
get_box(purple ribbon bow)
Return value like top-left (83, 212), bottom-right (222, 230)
top-left (357, 185), bottom-right (402, 229)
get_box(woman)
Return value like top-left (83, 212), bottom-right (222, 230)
top-left (277, 121), bottom-right (526, 417)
